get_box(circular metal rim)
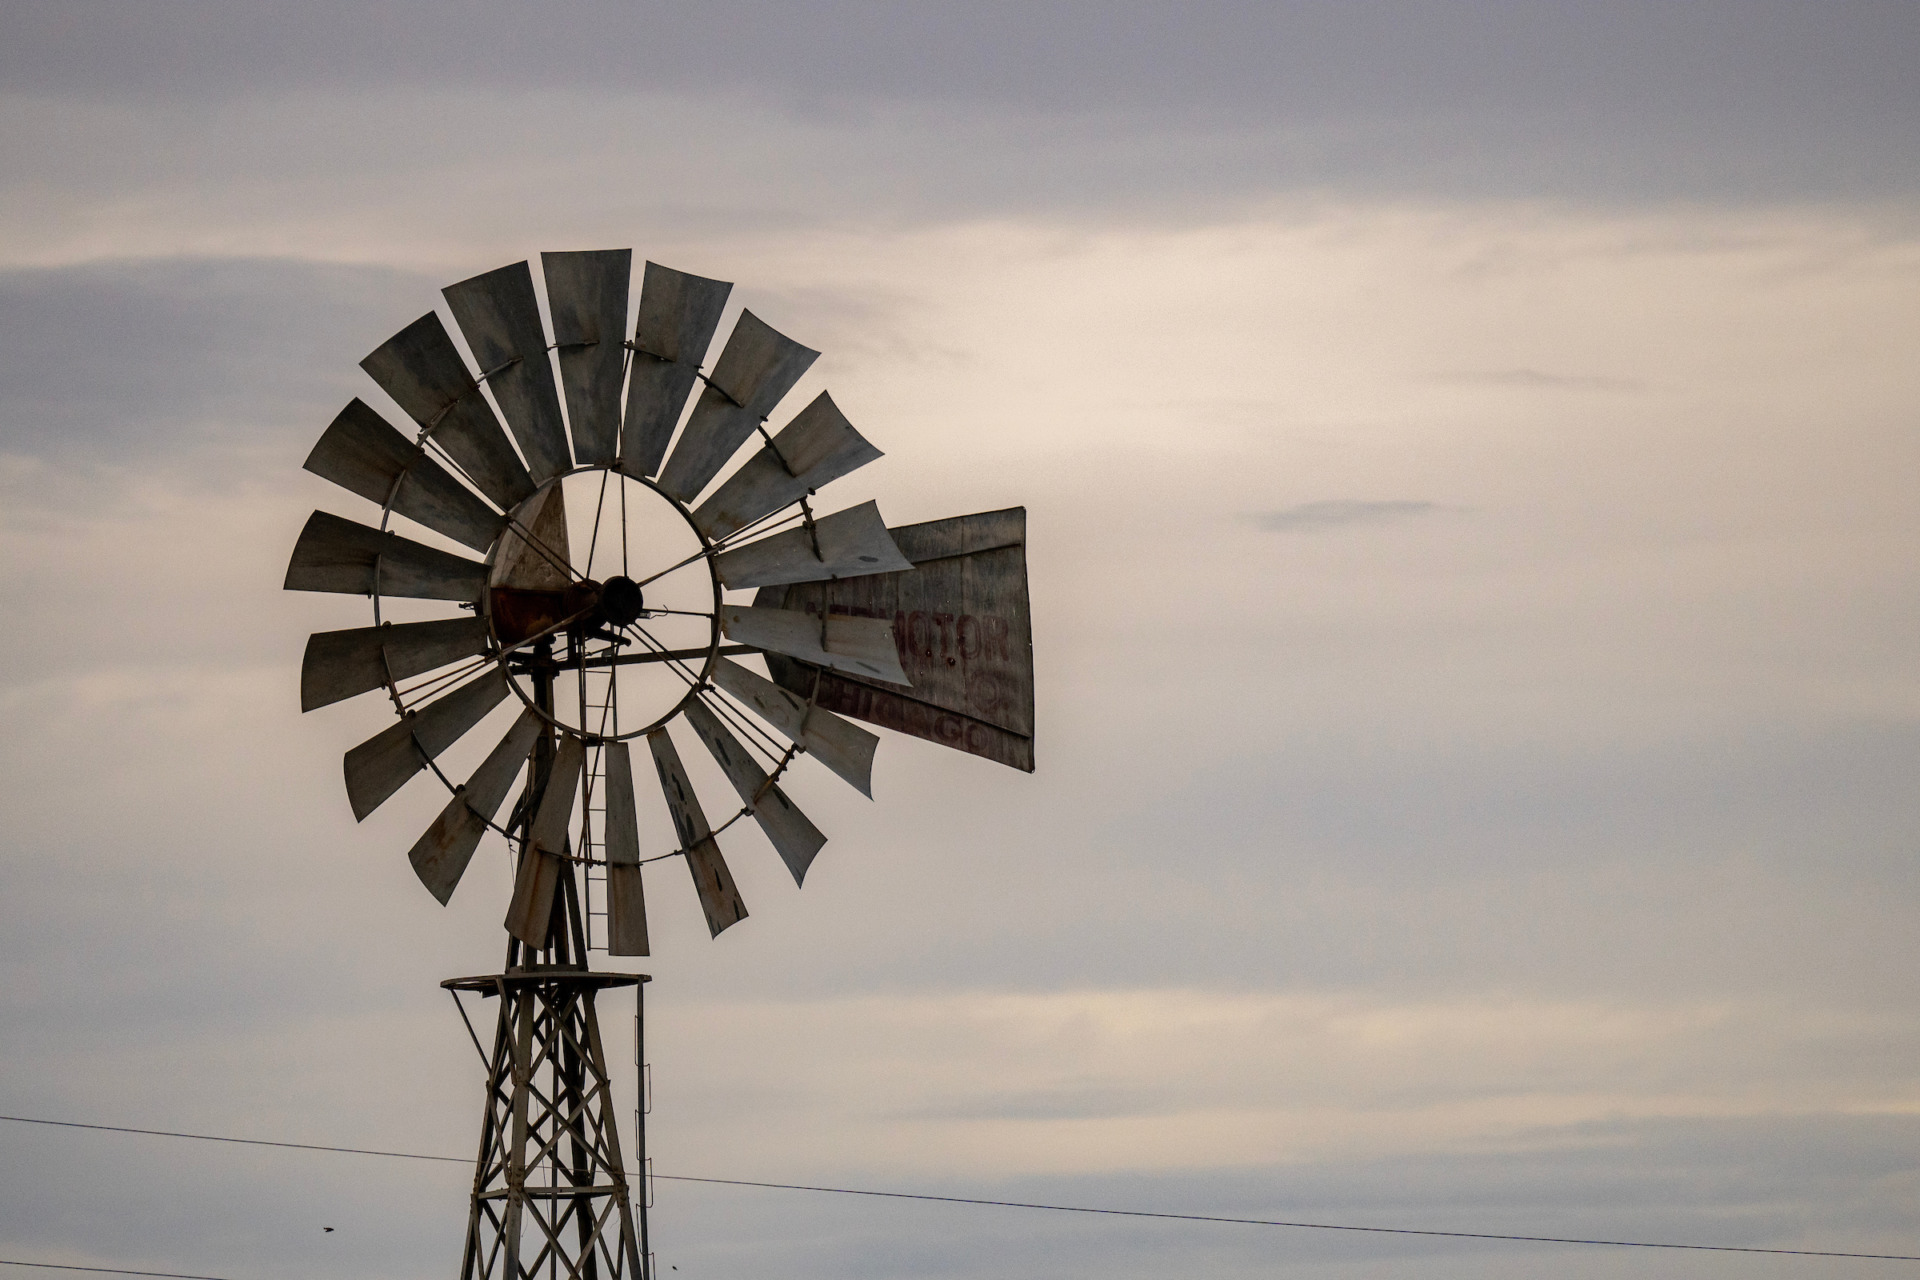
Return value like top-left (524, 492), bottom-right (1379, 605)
top-left (374, 460), bottom-right (724, 748)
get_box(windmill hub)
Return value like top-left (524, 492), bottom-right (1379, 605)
top-left (599, 575), bottom-right (645, 627)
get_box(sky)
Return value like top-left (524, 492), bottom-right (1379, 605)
top-left (3, 3), bottom-right (1920, 1277)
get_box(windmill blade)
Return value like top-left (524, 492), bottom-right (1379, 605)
top-left (443, 262), bottom-right (571, 483)
top-left (407, 708), bottom-right (541, 905)
top-left (300, 617), bottom-right (490, 712)
top-left (543, 249), bottom-right (631, 465)
top-left (709, 657), bottom-right (877, 798)
top-left (505, 733), bottom-right (586, 947)
top-left (713, 500), bottom-right (913, 590)
top-left (656, 310), bottom-right (818, 503)
top-left (622, 262), bottom-right (732, 477)
top-left (647, 727), bottom-right (747, 937)
top-left (342, 669), bottom-right (510, 821)
top-left (682, 700), bottom-right (826, 887)
top-left (719, 604), bottom-right (910, 687)
top-left (760, 507), bottom-right (1034, 772)
top-left (285, 510), bottom-right (488, 602)
top-left (304, 399), bottom-right (504, 553)
top-left (691, 393), bottom-right (881, 540)
top-left (361, 313), bottom-right (534, 511)
top-left (602, 740), bottom-right (649, 956)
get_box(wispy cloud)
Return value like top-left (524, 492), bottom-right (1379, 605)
top-left (1429, 367), bottom-right (1645, 391)
top-left (1250, 500), bottom-right (1443, 532)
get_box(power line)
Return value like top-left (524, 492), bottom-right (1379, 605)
top-left (0, 1262), bottom-right (231, 1280)
top-left (3, 1113), bottom-right (1917, 1263)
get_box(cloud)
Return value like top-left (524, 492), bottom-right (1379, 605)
top-left (1428, 368), bottom-right (1645, 391)
top-left (1250, 500), bottom-right (1443, 532)
top-left (0, 257), bottom-right (426, 458)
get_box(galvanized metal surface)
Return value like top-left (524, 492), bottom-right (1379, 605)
top-left (444, 261), bottom-right (572, 483)
top-left (489, 482), bottom-right (573, 591)
top-left (506, 734), bottom-right (586, 946)
top-left (455, 970), bottom-right (646, 1280)
top-left (718, 603), bottom-right (911, 686)
top-left (300, 616), bottom-right (490, 711)
top-left (601, 741), bottom-right (649, 957)
top-left (343, 669), bottom-right (510, 820)
top-left (645, 727), bottom-right (747, 937)
top-left (543, 250), bottom-right (631, 466)
top-left (621, 262), bottom-right (732, 477)
top-left (285, 510), bottom-right (488, 602)
top-left (682, 700), bottom-right (826, 887)
top-left (709, 657), bottom-right (877, 798)
top-left (690, 392), bottom-right (881, 539)
top-left (304, 399), bottom-right (504, 553)
top-left (762, 507), bottom-right (1034, 772)
top-left (712, 499), bottom-right (913, 589)
top-left (408, 708), bottom-right (541, 904)
top-left (656, 310), bottom-right (818, 502)
top-left (360, 312), bottom-right (534, 511)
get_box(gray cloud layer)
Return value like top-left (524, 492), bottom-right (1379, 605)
top-left (5, 2), bottom-right (1918, 208)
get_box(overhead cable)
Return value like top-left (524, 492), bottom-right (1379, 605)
top-left (2, 1113), bottom-right (1916, 1262)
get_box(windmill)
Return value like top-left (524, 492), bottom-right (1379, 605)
top-left (284, 251), bottom-right (1035, 1280)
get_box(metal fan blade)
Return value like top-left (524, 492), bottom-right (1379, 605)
top-left (361, 313), bottom-right (534, 511)
top-left (682, 701), bottom-right (826, 887)
top-left (621, 262), bottom-right (732, 478)
top-left (304, 399), bottom-right (504, 553)
top-left (718, 604), bottom-right (910, 687)
top-left (656, 310), bottom-right (818, 502)
top-left (759, 507), bottom-right (1035, 772)
top-left (505, 733), bottom-right (586, 947)
top-left (542, 250), bottom-right (631, 466)
top-left (300, 617), bottom-right (490, 712)
top-left (710, 657), bottom-right (878, 798)
top-left (342, 669), bottom-right (509, 821)
top-left (646, 727), bottom-right (747, 937)
top-left (407, 708), bottom-right (541, 905)
top-left (713, 500), bottom-right (913, 590)
top-left (444, 262), bottom-right (571, 483)
top-left (490, 482), bottom-right (573, 591)
top-left (285, 510), bottom-right (487, 602)
top-left (602, 740), bottom-right (649, 956)
top-left (691, 393), bottom-right (881, 540)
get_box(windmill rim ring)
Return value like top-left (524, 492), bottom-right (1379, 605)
top-left (375, 459), bottom-right (724, 748)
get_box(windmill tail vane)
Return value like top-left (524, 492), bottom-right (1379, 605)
top-left (285, 249), bottom-right (1034, 1280)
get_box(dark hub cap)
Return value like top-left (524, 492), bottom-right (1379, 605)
top-left (599, 575), bottom-right (645, 628)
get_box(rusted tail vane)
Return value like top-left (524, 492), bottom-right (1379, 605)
top-left (299, 616), bottom-right (490, 712)
top-left (719, 603), bottom-right (911, 687)
top-left (710, 657), bottom-right (878, 798)
top-left (622, 262), bottom-right (733, 478)
top-left (761, 506), bottom-right (1035, 773)
top-left (442, 261), bottom-right (572, 484)
top-left (656, 310), bottom-right (819, 503)
top-left (360, 312), bottom-right (534, 511)
top-left (542, 250), bottom-right (632, 466)
top-left (408, 709), bottom-right (542, 905)
top-left (713, 499), bottom-right (914, 589)
top-left (505, 734), bottom-right (586, 947)
top-left (303, 399), bottom-right (505, 553)
top-left (646, 727), bottom-right (748, 937)
top-left (691, 391), bottom-right (880, 540)
top-left (602, 741), bottom-right (650, 957)
top-left (343, 670), bottom-right (511, 821)
top-left (285, 510), bottom-right (489, 602)
top-left (682, 700), bottom-right (826, 888)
